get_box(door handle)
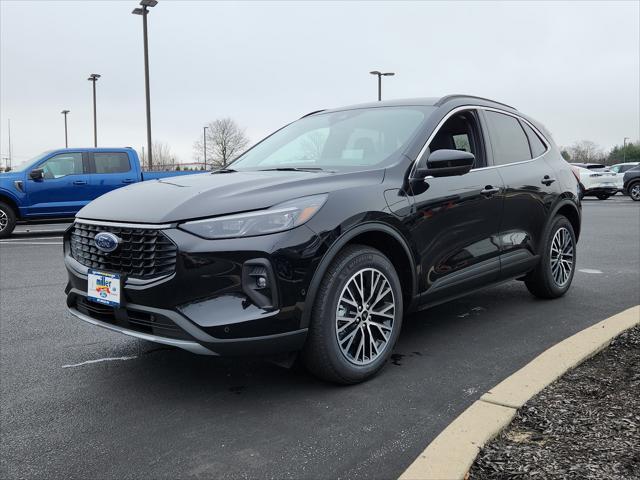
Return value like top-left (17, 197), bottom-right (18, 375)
top-left (72, 180), bottom-right (87, 185)
top-left (541, 175), bottom-right (556, 186)
top-left (480, 185), bottom-right (500, 197)
top-left (122, 178), bottom-right (135, 184)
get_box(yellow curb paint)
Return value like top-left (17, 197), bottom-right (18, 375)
top-left (399, 401), bottom-right (515, 480)
top-left (398, 305), bottom-right (640, 480)
top-left (482, 305), bottom-right (640, 409)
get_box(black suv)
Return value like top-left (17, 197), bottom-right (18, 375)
top-left (64, 95), bottom-right (581, 384)
top-left (623, 165), bottom-right (640, 201)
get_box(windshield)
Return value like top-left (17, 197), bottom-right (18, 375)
top-left (3, 151), bottom-right (53, 173)
top-left (230, 106), bottom-right (432, 171)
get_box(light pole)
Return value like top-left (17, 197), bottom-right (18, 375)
top-left (132, 0), bottom-right (157, 170)
top-left (203, 125), bottom-right (208, 170)
top-left (61, 110), bottom-right (70, 148)
top-left (623, 137), bottom-right (630, 163)
top-left (87, 74), bottom-right (100, 147)
top-left (369, 70), bottom-right (395, 101)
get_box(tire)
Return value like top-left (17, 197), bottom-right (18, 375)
top-left (302, 244), bottom-right (403, 384)
top-left (0, 201), bottom-right (17, 239)
top-left (525, 215), bottom-right (576, 299)
top-left (628, 182), bottom-right (640, 201)
top-left (596, 193), bottom-right (610, 200)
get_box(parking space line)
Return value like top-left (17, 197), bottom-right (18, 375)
top-left (0, 241), bottom-right (63, 245)
top-left (62, 355), bottom-right (138, 368)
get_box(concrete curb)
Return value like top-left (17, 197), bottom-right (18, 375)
top-left (399, 305), bottom-right (640, 480)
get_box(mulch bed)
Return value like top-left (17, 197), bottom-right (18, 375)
top-left (469, 325), bottom-right (640, 480)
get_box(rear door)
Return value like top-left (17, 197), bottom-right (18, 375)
top-left (87, 151), bottom-right (136, 201)
top-left (481, 109), bottom-right (560, 279)
top-left (408, 109), bottom-right (505, 304)
top-left (23, 151), bottom-right (92, 217)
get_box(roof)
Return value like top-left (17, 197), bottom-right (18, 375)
top-left (310, 94), bottom-right (517, 116)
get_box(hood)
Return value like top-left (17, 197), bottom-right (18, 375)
top-left (77, 169), bottom-right (385, 224)
top-left (0, 171), bottom-right (23, 192)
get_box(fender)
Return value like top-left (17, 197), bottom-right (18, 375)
top-left (544, 196), bottom-right (582, 244)
top-left (300, 221), bottom-right (417, 329)
top-left (0, 188), bottom-right (22, 218)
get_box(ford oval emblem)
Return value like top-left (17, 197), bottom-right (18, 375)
top-left (94, 232), bottom-right (121, 253)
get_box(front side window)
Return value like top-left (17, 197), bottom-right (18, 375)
top-left (485, 111), bottom-right (532, 166)
top-left (230, 106), bottom-right (432, 171)
top-left (428, 110), bottom-right (485, 167)
top-left (39, 153), bottom-right (83, 179)
top-left (94, 153), bottom-right (130, 174)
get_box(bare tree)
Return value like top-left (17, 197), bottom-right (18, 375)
top-left (565, 140), bottom-right (605, 164)
top-left (194, 118), bottom-right (250, 169)
top-left (142, 141), bottom-right (178, 171)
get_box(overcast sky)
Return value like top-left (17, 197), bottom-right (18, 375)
top-left (1, 0), bottom-right (638, 164)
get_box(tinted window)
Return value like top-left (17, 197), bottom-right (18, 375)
top-left (39, 153), bottom-right (84, 179)
top-left (521, 122), bottom-right (547, 158)
top-left (94, 153), bottom-right (130, 173)
top-left (485, 111), bottom-right (531, 165)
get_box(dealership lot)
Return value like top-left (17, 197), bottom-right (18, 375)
top-left (1, 197), bottom-right (638, 479)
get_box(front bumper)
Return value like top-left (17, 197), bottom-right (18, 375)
top-left (64, 222), bottom-right (326, 356)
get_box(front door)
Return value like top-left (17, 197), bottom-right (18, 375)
top-left (407, 109), bottom-right (504, 304)
top-left (24, 152), bottom-right (92, 217)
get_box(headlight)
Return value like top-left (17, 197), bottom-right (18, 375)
top-left (179, 194), bottom-right (328, 239)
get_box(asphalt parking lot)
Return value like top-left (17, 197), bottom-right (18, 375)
top-left (1, 196), bottom-right (638, 480)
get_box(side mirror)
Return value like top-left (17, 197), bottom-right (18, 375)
top-left (29, 168), bottom-right (44, 180)
top-left (414, 149), bottom-right (475, 179)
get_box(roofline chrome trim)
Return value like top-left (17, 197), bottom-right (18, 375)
top-left (68, 306), bottom-right (217, 356)
top-left (75, 218), bottom-right (173, 229)
top-left (410, 105), bottom-right (551, 177)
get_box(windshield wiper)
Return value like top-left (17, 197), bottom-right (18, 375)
top-left (259, 167), bottom-right (324, 172)
top-left (211, 168), bottom-right (237, 174)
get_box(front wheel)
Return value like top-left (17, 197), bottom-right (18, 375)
top-left (302, 245), bottom-right (403, 384)
top-left (629, 182), bottom-right (640, 201)
top-left (0, 202), bottom-right (17, 239)
top-left (525, 215), bottom-right (576, 299)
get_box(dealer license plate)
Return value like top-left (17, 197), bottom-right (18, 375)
top-left (87, 269), bottom-right (121, 307)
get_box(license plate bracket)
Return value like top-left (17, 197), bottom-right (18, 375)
top-left (87, 269), bottom-right (121, 307)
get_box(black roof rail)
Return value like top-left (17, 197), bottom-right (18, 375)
top-left (436, 95), bottom-right (517, 110)
top-left (300, 109), bottom-right (325, 119)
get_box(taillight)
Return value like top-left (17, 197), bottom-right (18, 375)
top-left (570, 165), bottom-right (581, 183)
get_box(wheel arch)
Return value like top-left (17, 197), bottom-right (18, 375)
top-left (550, 199), bottom-right (581, 242)
top-left (301, 222), bottom-right (417, 329)
top-left (0, 192), bottom-right (20, 219)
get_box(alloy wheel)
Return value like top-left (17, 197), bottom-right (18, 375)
top-left (550, 227), bottom-right (574, 287)
top-left (335, 268), bottom-right (395, 366)
top-left (630, 184), bottom-right (640, 201)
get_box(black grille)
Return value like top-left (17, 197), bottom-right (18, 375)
top-left (76, 297), bottom-right (191, 340)
top-left (70, 222), bottom-right (177, 279)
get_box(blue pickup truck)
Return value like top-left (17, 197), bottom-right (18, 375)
top-left (0, 148), bottom-right (200, 238)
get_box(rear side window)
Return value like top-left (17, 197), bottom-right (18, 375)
top-left (485, 111), bottom-right (531, 165)
top-left (521, 122), bottom-right (547, 158)
top-left (94, 153), bottom-right (130, 173)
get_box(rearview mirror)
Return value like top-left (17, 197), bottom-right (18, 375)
top-left (29, 168), bottom-right (44, 180)
top-left (414, 149), bottom-right (475, 179)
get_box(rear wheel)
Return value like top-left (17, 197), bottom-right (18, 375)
top-left (596, 193), bottom-right (610, 200)
top-left (302, 245), bottom-right (403, 384)
top-left (629, 182), bottom-right (640, 201)
top-left (525, 215), bottom-right (576, 299)
top-left (0, 202), bottom-right (17, 239)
